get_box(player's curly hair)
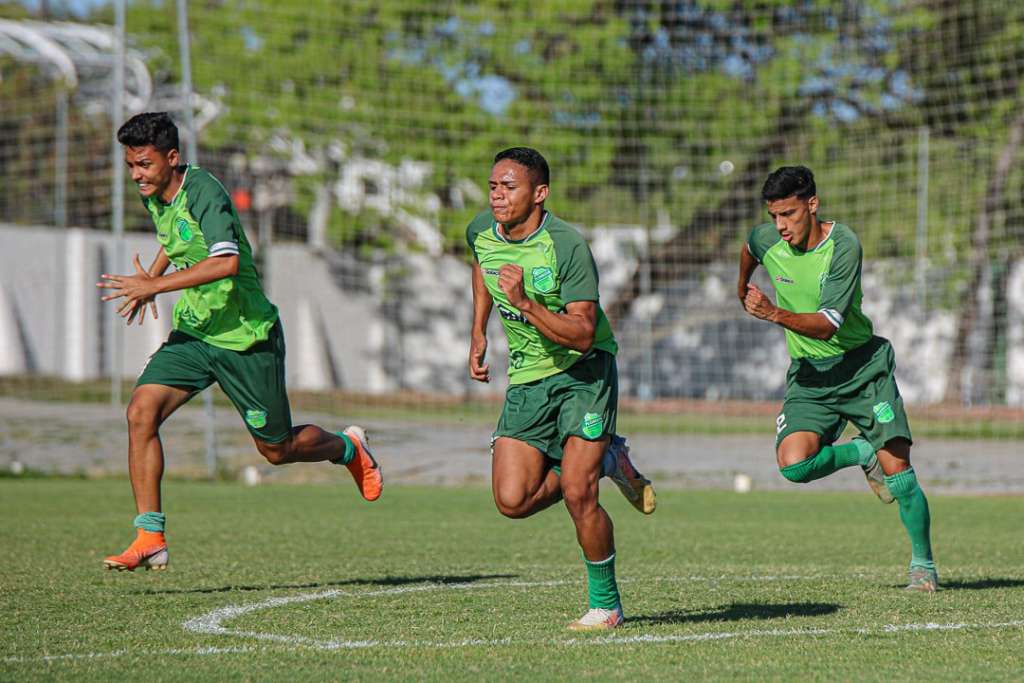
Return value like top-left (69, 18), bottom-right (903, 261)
top-left (117, 112), bottom-right (179, 153)
top-left (762, 166), bottom-right (816, 201)
top-left (494, 147), bottom-right (550, 186)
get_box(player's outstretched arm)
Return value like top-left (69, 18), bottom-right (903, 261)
top-left (498, 263), bottom-right (596, 352)
top-left (743, 284), bottom-right (836, 340)
top-left (98, 253), bottom-right (239, 320)
top-left (737, 243), bottom-right (760, 303)
top-left (469, 262), bottom-right (493, 383)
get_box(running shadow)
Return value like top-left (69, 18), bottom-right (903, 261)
top-left (631, 602), bottom-right (841, 626)
top-left (135, 573), bottom-right (517, 596)
top-left (932, 578), bottom-right (1024, 591)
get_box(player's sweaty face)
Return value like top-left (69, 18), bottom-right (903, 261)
top-left (124, 145), bottom-right (177, 201)
top-left (766, 195), bottom-right (815, 248)
top-left (489, 160), bottom-right (539, 226)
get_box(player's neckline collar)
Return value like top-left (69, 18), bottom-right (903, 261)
top-left (157, 164), bottom-right (189, 205)
top-left (795, 220), bottom-right (835, 253)
top-left (494, 211), bottom-right (549, 244)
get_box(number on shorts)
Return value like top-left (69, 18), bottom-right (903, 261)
top-left (776, 413), bottom-right (787, 434)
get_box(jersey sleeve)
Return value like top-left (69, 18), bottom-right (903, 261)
top-left (746, 223), bottom-right (778, 263)
top-left (554, 231), bottom-right (600, 303)
top-left (819, 227), bottom-right (862, 328)
top-left (464, 211), bottom-right (492, 262)
top-left (186, 173), bottom-right (241, 257)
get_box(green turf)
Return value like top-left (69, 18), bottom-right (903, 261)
top-left (2, 480), bottom-right (1023, 681)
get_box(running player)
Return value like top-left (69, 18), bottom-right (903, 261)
top-left (97, 112), bottom-right (382, 571)
top-left (738, 165), bottom-right (938, 592)
top-left (467, 147), bottom-right (656, 630)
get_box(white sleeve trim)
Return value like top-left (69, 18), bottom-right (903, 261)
top-left (208, 241), bottom-right (239, 256)
top-left (746, 241), bottom-right (761, 263)
top-left (820, 308), bottom-right (843, 328)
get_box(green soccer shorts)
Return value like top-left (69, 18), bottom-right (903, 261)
top-left (493, 349), bottom-right (618, 461)
top-left (136, 321), bottom-right (293, 443)
top-left (775, 335), bottom-right (912, 452)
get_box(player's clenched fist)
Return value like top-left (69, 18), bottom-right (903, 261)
top-left (498, 264), bottom-right (528, 309)
top-left (743, 283), bottom-right (776, 321)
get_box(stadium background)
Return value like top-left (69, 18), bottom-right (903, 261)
top-left (1, 0), bottom-right (1022, 481)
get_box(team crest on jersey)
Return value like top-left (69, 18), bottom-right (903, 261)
top-left (872, 401), bottom-right (895, 424)
top-left (581, 412), bottom-right (604, 439)
top-left (176, 218), bottom-right (194, 242)
top-left (245, 409), bottom-right (268, 429)
top-left (531, 266), bottom-right (555, 293)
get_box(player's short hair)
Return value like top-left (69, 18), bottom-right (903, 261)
top-left (494, 147), bottom-right (550, 186)
top-left (762, 166), bottom-right (816, 201)
top-left (117, 112), bottom-right (179, 153)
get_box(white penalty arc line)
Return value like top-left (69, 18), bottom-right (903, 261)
top-left (182, 577), bottom-right (1024, 652)
top-left (6, 620), bottom-right (1024, 663)
top-left (7, 578), bottom-right (1024, 664)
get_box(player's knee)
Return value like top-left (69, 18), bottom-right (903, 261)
top-left (493, 489), bottom-right (531, 518)
top-left (125, 399), bottom-right (159, 434)
top-left (561, 481), bottom-right (597, 519)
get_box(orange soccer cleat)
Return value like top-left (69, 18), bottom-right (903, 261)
top-left (342, 425), bottom-right (383, 501)
top-left (103, 530), bottom-right (168, 572)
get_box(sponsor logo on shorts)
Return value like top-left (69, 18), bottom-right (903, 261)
top-left (873, 401), bottom-right (895, 424)
top-left (776, 413), bottom-right (787, 433)
top-left (245, 409), bottom-right (268, 429)
top-left (582, 412), bottom-right (604, 439)
top-left (531, 266), bottom-right (555, 293)
top-left (176, 218), bottom-right (193, 242)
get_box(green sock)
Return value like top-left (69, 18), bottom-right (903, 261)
top-left (133, 512), bottom-right (165, 533)
top-left (779, 441), bottom-right (870, 483)
top-left (584, 553), bottom-right (620, 610)
top-left (332, 432), bottom-right (355, 465)
top-left (884, 467), bottom-right (935, 570)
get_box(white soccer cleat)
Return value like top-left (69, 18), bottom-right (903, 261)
top-left (568, 606), bottom-right (625, 631)
top-left (606, 435), bottom-right (656, 514)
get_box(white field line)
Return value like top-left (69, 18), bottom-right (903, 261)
top-left (5, 577), bottom-right (1023, 664)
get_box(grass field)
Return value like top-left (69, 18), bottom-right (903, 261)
top-left (2, 479), bottom-right (1023, 680)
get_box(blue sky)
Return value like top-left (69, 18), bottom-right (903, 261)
top-left (19, 0), bottom-right (109, 17)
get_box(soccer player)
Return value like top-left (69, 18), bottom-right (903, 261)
top-left (97, 112), bottom-right (382, 571)
top-left (467, 147), bottom-right (656, 630)
top-left (738, 165), bottom-right (938, 592)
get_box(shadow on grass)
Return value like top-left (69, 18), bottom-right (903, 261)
top-left (933, 578), bottom-right (1024, 591)
top-left (630, 602), bottom-right (841, 626)
top-left (135, 573), bottom-right (518, 596)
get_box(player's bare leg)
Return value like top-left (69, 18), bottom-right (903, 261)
top-left (562, 435), bottom-right (623, 630)
top-left (104, 383), bottom-right (192, 571)
top-left (877, 438), bottom-right (937, 591)
top-left (255, 425), bottom-right (382, 501)
top-left (491, 437), bottom-right (562, 518)
top-left (777, 430), bottom-right (885, 499)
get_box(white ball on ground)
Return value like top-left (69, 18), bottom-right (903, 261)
top-left (733, 472), bottom-right (752, 493)
top-left (241, 465), bottom-right (261, 486)
top-left (9, 460), bottom-right (24, 475)
top-left (719, 160), bottom-right (735, 175)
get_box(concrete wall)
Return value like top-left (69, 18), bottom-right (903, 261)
top-left (1, 223), bottom-right (1020, 405)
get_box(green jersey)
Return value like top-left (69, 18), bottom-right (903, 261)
top-left (466, 210), bottom-right (618, 384)
top-left (747, 221), bottom-right (873, 361)
top-left (143, 165), bottom-right (278, 351)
